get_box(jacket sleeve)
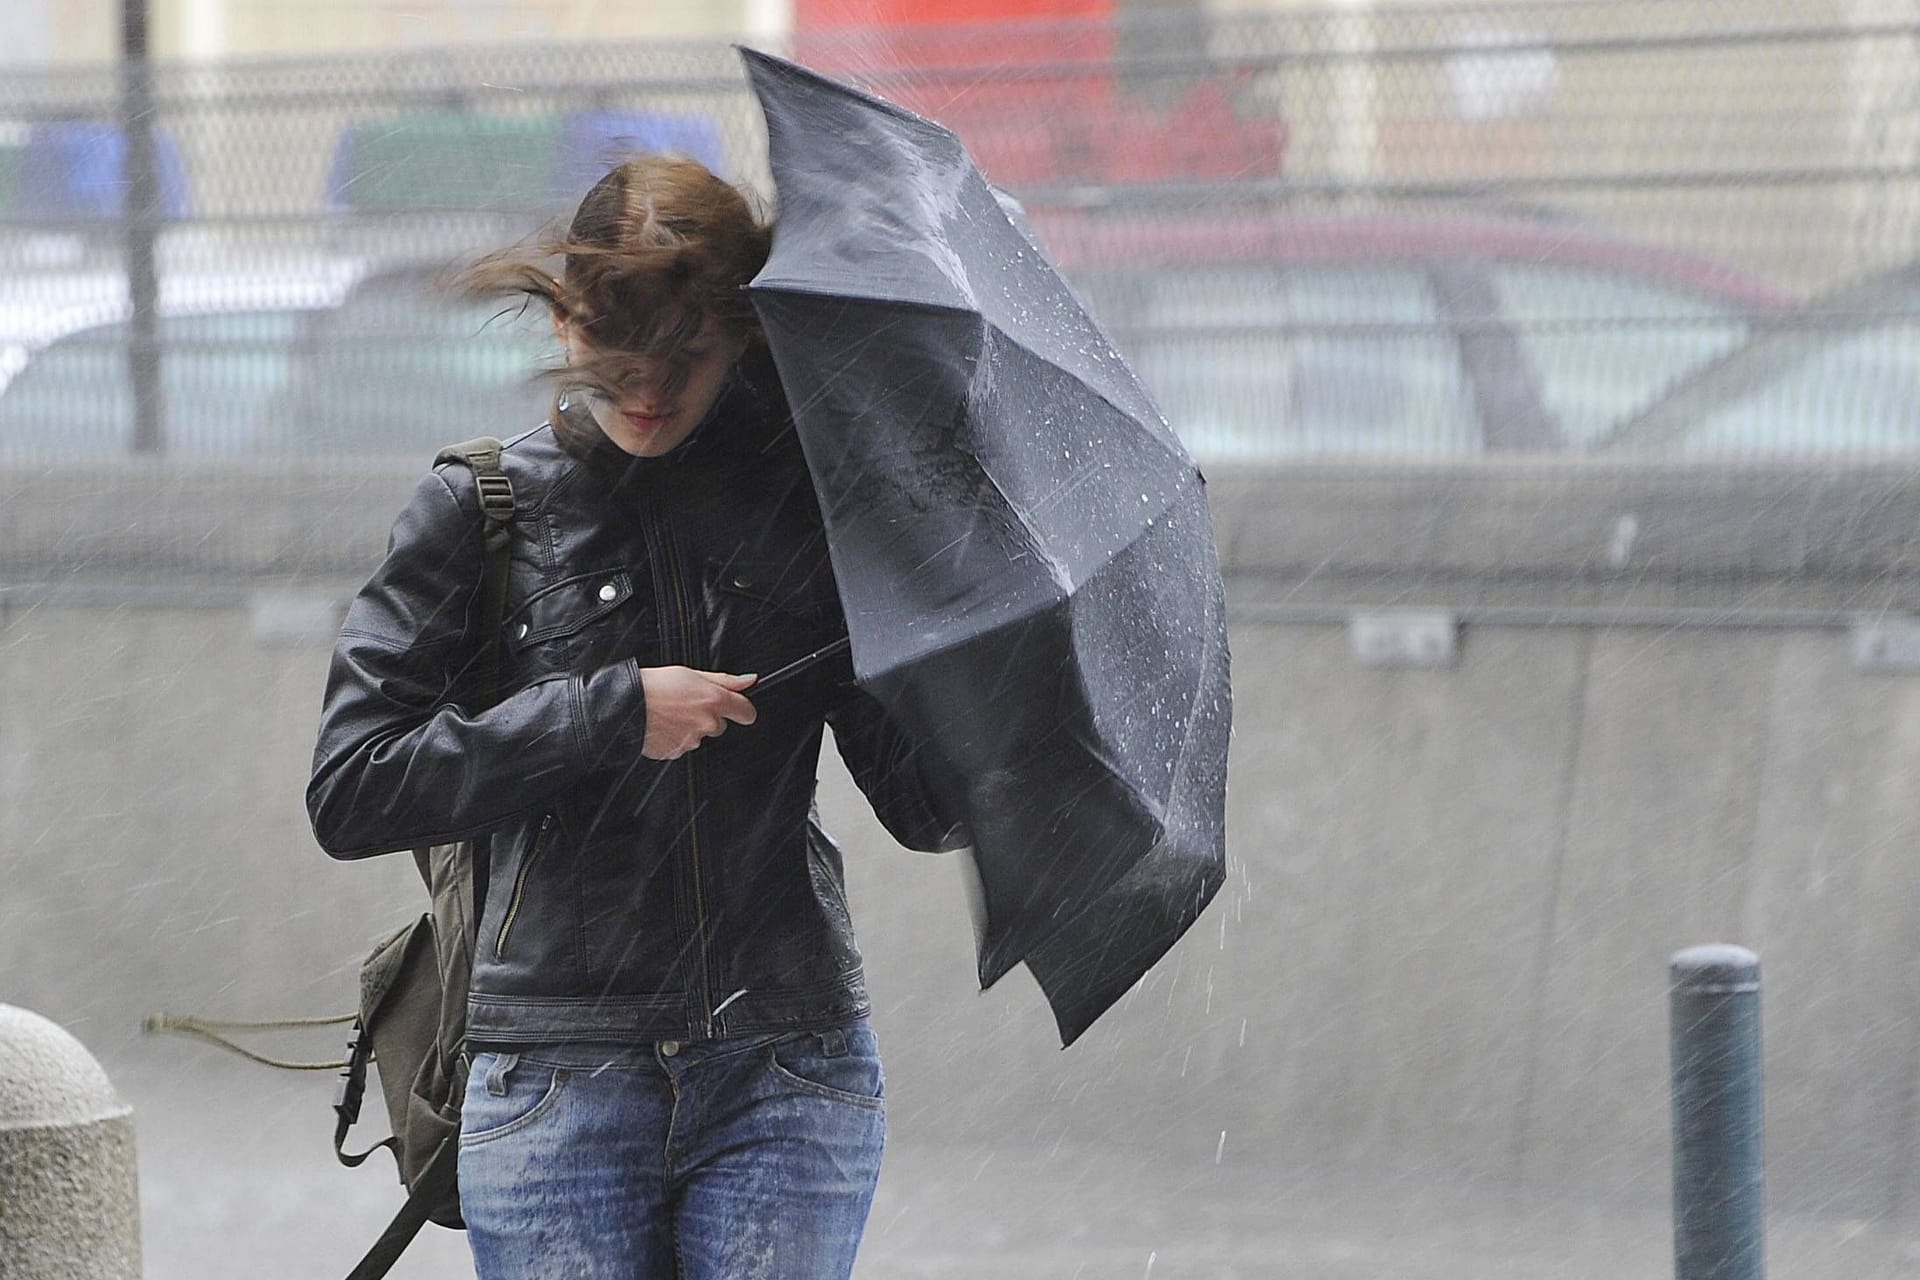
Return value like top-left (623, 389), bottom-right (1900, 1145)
top-left (827, 685), bottom-right (969, 854)
top-left (307, 466), bottom-right (649, 859)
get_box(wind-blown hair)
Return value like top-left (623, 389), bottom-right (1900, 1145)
top-left (455, 154), bottom-right (773, 441)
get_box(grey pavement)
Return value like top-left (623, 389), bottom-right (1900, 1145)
top-left (119, 1056), bottom-right (1920, 1280)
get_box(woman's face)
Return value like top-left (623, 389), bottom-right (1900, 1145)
top-left (557, 315), bottom-right (748, 458)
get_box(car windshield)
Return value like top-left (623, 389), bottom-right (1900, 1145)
top-left (0, 310), bottom-right (311, 459)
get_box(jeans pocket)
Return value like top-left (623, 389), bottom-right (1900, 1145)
top-left (766, 1027), bottom-right (886, 1110)
top-left (460, 1052), bottom-right (570, 1145)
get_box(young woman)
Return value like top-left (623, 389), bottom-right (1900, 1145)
top-left (307, 154), bottom-right (961, 1279)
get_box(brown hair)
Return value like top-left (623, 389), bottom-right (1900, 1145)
top-left (456, 153), bottom-right (773, 427)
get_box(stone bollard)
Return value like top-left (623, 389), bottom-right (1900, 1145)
top-left (0, 1005), bottom-right (141, 1278)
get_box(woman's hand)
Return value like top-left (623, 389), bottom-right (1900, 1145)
top-left (639, 666), bottom-right (758, 760)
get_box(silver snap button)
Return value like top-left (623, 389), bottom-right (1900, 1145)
top-left (598, 582), bottom-right (618, 602)
top-left (659, 1040), bottom-right (681, 1057)
top-left (513, 622), bottom-right (529, 640)
top-left (732, 576), bottom-right (752, 590)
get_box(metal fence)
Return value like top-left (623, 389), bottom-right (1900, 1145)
top-left (2, 2), bottom-right (1919, 466)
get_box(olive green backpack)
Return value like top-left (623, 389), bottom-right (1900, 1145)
top-left (148, 438), bottom-right (515, 1280)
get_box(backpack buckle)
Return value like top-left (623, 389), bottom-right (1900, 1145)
top-left (474, 473), bottom-right (515, 525)
top-left (333, 1020), bottom-right (369, 1121)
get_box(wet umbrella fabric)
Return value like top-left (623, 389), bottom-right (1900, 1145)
top-left (741, 48), bottom-right (1232, 1046)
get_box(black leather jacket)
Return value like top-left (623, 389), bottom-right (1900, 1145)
top-left (308, 362), bottom-right (959, 1045)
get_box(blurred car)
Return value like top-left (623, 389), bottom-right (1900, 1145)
top-left (0, 263), bottom-right (368, 459)
top-left (0, 216), bottom-right (1802, 464)
top-left (0, 262), bottom-right (547, 460)
top-left (253, 265), bottom-right (551, 458)
top-left (1034, 212), bottom-right (1794, 458)
top-left (1593, 262), bottom-right (1920, 455)
top-left (0, 307), bottom-right (317, 459)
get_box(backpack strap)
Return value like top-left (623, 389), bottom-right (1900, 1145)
top-left (334, 440), bottom-right (518, 1280)
top-left (435, 437), bottom-right (516, 700)
top-left (342, 1135), bottom-right (459, 1280)
top-left (330, 1015), bottom-right (396, 1168)
top-left (428, 436), bottom-right (517, 929)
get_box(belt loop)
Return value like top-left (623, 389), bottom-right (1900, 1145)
top-left (818, 1027), bottom-right (847, 1058)
top-left (485, 1052), bottom-right (519, 1096)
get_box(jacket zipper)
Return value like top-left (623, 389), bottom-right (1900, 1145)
top-left (653, 512), bottom-right (717, 1039)
top-left (494, 813), bottom-right (554, 958)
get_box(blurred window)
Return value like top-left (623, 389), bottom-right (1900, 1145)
top-left (1098, 265), bottom-right (1479, 458)
top-left (1673, 319), bottom-right (1920, 455)
top-left (1487, 264), bottom-right (1753, 447)
top-left (261, 274), bottom-right (552, 456)
top-left (0, 311), bottom-right (308, 459)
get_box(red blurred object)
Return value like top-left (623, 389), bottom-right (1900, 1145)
top-left (792, 0), bottom-right (1286, 187)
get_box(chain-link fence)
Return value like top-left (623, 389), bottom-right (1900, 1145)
top-left (1, 3), bottom-right (1918, 469)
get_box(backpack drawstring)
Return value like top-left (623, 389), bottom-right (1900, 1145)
top-left (144, 1011), bottom-right (355, 1071)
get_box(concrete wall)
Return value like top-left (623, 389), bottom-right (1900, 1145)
top-left (6, 460), bottom-right (1920, 1219)
top-left (827, 616), bottom-right (1920, 1219)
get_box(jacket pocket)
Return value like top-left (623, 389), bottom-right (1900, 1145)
top-left (705, 556), bottom-right (844, 678)
top-left (494, 813), bottom-right (555, 959)
top-left (708, 556), bottom-right (838, 625)
top-left (507, 569), bottom-right (638, 651)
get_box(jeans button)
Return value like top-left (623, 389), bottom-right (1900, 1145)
top-left (659, 1040), bottom-right (681, 1057)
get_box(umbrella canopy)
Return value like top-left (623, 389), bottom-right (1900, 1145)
top-left (741, 48), bottom-right (1232, 1046)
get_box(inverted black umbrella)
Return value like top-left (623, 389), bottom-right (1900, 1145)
top-left (741, 47), bottom-right (1232, 1046)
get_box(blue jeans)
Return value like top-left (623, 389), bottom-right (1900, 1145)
top-left (457, 1020), bottom-right (887, 1279)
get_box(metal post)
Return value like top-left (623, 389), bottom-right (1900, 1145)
top-left (1328, 0), bottom-right (1378, 206)
top-left (120, 0), bottom-right (165, 455)
top-left (1670, 945), bottom-right (1765, 1280)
